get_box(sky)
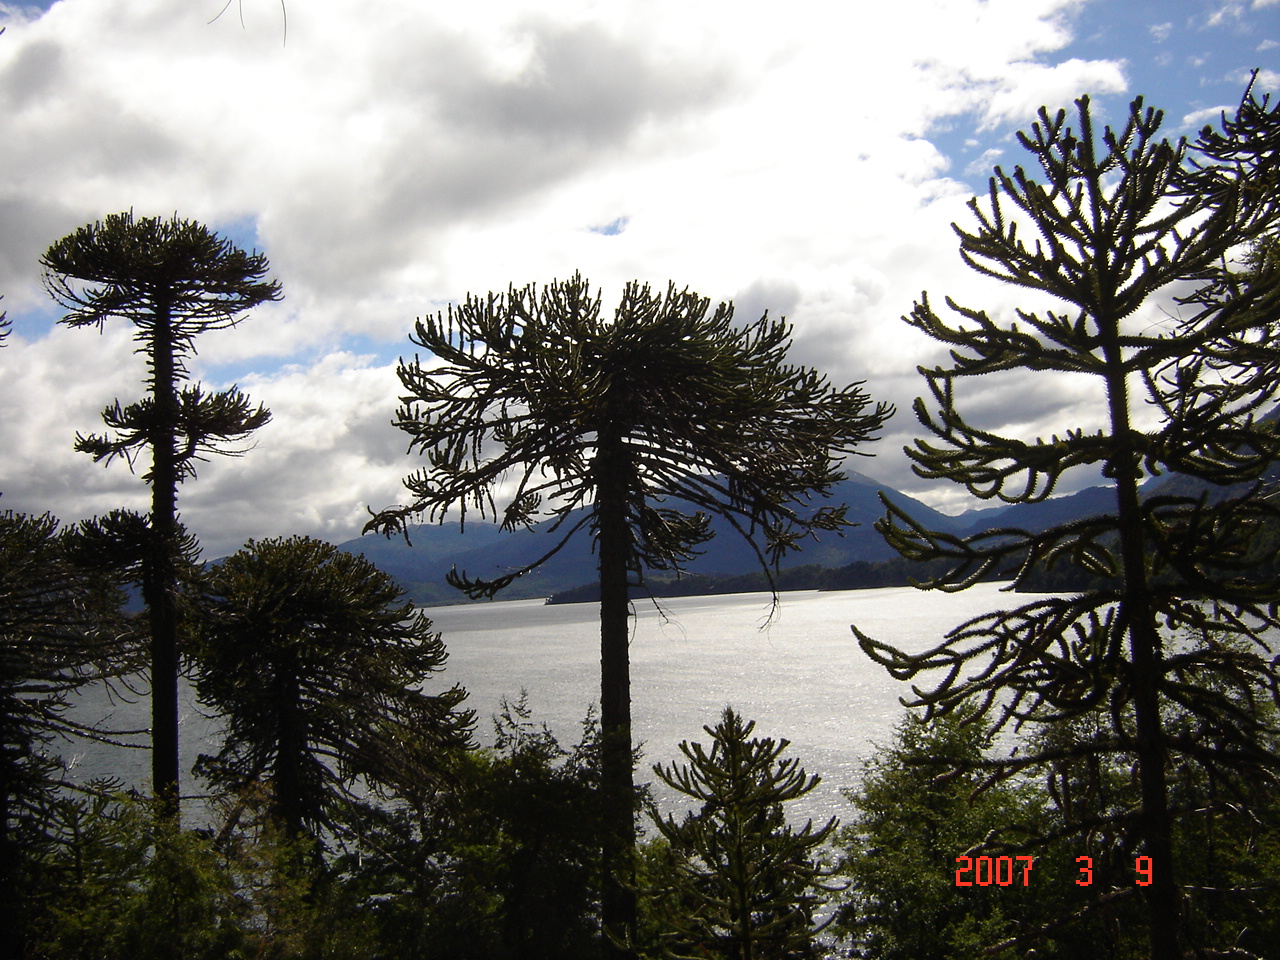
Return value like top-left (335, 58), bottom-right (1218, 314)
top-left (0, 0), bottom-right (1276, 560)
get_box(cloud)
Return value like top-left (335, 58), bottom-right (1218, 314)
top-left (184, 353), bottom-right (411, 556)
top-left (1182, 104), bottom-right (1239, 131)
top-left (1207, 2), bottom-right (1247, 26)
top-left (973, 58), bottom-right (1129, 129)
top-left (0, 323), bottom-right (152, 522)
top-left (0, 338), bottom-right (411, 558)
top-left (965, 148), bottom-right (1006, 178)
top-left (0, 0), bottom-right (1262, 556)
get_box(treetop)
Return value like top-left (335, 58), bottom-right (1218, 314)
top-left (41, 210), bottom-right (282, 333)
top-left (366, 273), bottom-right (893, 596)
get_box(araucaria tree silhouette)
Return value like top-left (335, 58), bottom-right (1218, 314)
top-left (853, 85), bottom-right (1280, 959)
top-left (192, 536), bottom-right (474, 841)
top-left (650, 707), bottom-right (838, 959)
top-left (366, 274), bottom-right (891, 953)
top-left (42, 212), bottom-right (281, 821)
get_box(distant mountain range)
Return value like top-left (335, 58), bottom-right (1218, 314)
top-left (340, 472), bottom-right (1147, 605)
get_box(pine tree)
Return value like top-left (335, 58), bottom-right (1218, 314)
top-left (41, 211), bottom-right (281, 821)
top-left (366, 274), bottom-right (891, 952)
top-left (191, 535), bottom-right (474, 840)
top-left (852, 82), bottom-right (1280, 959)
top-left (649, 708), bottom-right (837, 960)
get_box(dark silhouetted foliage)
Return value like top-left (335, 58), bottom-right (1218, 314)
top-left (366, 274), bottom-right (892, 950)
top-left (42, 211), bottom-right (280, 820)
top-left (854, 82), bottom-right (1280, 959)
top-left (191, 535), bottom-right (473, 840)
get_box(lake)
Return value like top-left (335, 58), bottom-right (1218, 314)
top-left (59, 581), bottom-right (1034, 829)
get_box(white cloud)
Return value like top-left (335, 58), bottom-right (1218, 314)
top-left (965, 148), bottom-right (1006, 178)
top-left (0, 0), bottom-right (1263, 558)
top-left (184, 353), bottom-right (411, 556)
top-left (0, 336), bottom-right (410, 557)
top-left (1208, 2), bottom-right (1247, 26)
top-left (1182, 104), bottom-right (1238, 131)
top-left (974, 57), bottom-right (1128, 129)
top-left (0, 323), bottom-right (152, 522)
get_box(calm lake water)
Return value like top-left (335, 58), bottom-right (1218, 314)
top-left (60, 581), bottom-right (1035, 828)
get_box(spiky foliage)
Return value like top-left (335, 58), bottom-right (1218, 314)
top-left (649, 708), bottom-right (837, 960)
top-left (0, 510), bottom-right (135, 958)
top-left (191, 536), bottom-right (474, 840)
top-left (852, 83), bottom-right (1280, 960)
top-left (366, 274), bottom-right (890, 950)
top-left (41, 211), bottom-right (280, 821)
top-left (368, 275), bottom-right (890, 593)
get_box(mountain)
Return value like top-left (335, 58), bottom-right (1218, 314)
top-left (348, 471), bottom-right (1264, 604)
top-left (956, 463), bottom-right (1280, 540)
top-left (339, 472), bottom-right (967, 604)
top-left (955, 485), bottom-right (1118, 535)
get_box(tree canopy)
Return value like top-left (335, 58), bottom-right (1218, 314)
top-left (192, 536), bottom-right (474, 839)
top-left (853, 82), bottom-right (1280, 959)
top-left (367, 273), bottom-right (891, 954)
top-left (367, 274), bottom-right (890, 594)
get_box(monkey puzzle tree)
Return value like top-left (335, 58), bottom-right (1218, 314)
top-left (365, 274), bottom-right (891, 953)
top-left (191, 536), bottom-right (473, 840)
top-left (649, 708), bottom-right (838, 960)
top-left (853, 84), bottom-right (1280, 960)
top-left (42, 212), bottom-right (281, 821)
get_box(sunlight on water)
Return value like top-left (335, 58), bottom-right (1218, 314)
top-left (60, 581), bottom-right (1040, 829)
top-left (422, 580), bottom-right (1029, 828)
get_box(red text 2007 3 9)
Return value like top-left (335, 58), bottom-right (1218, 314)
top-left (954, 855), bottom-right (1153, 887)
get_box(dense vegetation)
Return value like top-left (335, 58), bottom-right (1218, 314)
top-left (3, 77), bottom-right (1279, 959)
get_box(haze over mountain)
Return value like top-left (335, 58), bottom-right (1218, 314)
top-left (341, 472), bottom-right (1135, 603)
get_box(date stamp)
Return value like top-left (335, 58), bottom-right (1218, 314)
top-left (954, 855), bottom-right (1154, 887)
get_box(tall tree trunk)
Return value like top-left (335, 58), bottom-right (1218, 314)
top-left (1103, 341), bottom-right (1181, 960)
top-left (596, 429), bottom-right (637, 957)
top-left (148, 296), bottom-right (182, 824)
